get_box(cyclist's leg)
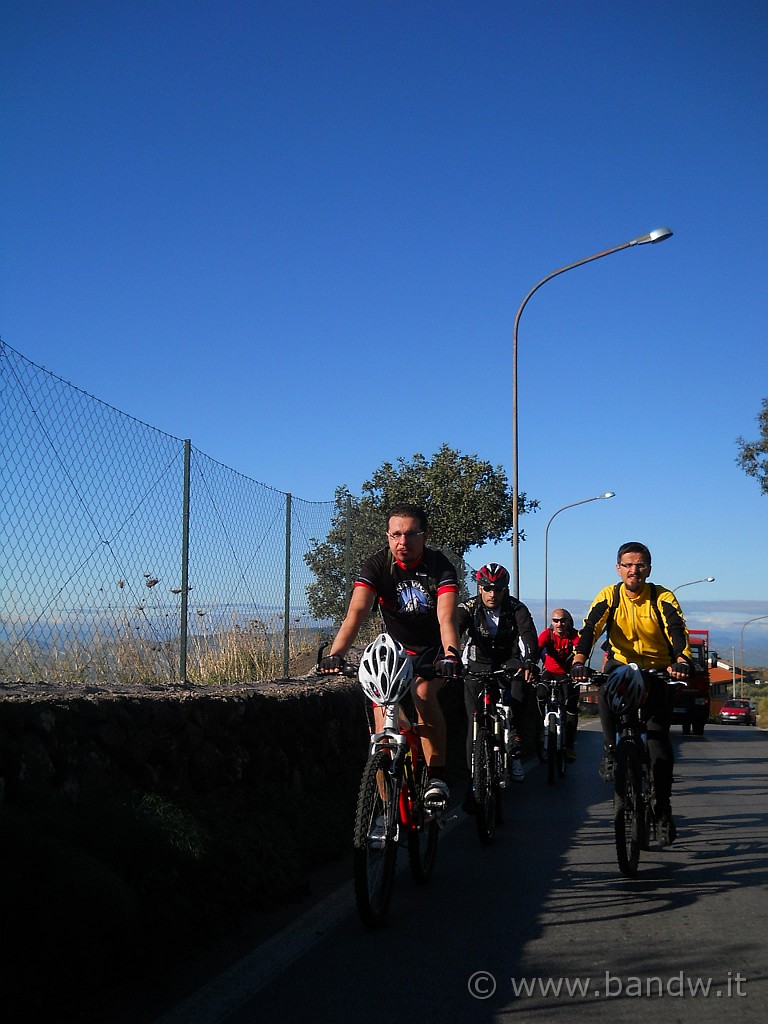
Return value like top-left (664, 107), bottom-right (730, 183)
top-left (597, 680), bottom-right (617, 779)
top-left (565, 680), bottom-right (579, 755)
top-left (504, 663), bottom-right (527, 781)
top-left (643, 677), bottom-right (675, 843)
top-left (463, 672), bottom-right (483, 772)
top-left (504, 662), bottom-right (526, 741)
top-left (412, 672), bottom-right (450, 805)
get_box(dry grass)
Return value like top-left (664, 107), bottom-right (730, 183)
top-left (0, 614), bottom-right (329, 685)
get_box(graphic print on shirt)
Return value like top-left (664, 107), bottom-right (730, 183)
top-left (396, 579), bottom-right (434, 615)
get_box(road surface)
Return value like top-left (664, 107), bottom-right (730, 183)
top-left (155, 719), bottom-right (768, 1023)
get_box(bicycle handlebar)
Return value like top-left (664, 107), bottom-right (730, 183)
top-left (569, 665), bottom-right (689, 686)
top-left (315, 643), bottom-right (463, 681)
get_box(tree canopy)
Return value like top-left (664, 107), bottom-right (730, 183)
top-left (736, 398), bottom-right (768, 496)
top-left (304, 444), bottom-right (539, 623)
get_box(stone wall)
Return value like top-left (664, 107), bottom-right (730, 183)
top-left (0, 676), bottom-right (370, 807)
top-left (0, 676), bottom-right (380, 1023)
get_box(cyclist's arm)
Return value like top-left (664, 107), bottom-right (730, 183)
top-left (656, 588), bottom-right (693, 662)
top-left (328, 584), bottom-right (376, 659)
top-left (455, 602), bottom-right (472, 638)
top-left (436, 588), bottom-right (460, 661)
top-left (573, 590), bottom-right (611, 664)
top-left (514, 603), bottom-right (539, 662)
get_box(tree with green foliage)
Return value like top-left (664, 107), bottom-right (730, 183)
top-left (304, 444), bottom-right (538, 623)
top-left (736, 398), bottom-right (768, 495)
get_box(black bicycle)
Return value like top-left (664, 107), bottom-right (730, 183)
top-left (536, 674), bottom-right (569, 785)
top-left (466, 667), bottom-right (516, 845)
top-left (319, 636), bottom-right (448, 927)
top-left (610, 668), bottom-right (685, 877)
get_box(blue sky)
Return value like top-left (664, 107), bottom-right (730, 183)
top-left (2, 1), bottom-right (767, 659)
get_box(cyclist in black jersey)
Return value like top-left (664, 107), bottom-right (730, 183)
top-left (319, 503), bottom-right (461, 806)
top-left (458, 562), bottom-right (538, 804)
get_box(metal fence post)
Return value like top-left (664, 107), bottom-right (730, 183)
top-left (283, 492), bottom-right (291, 678)
top-left (179, 439), bottom-right (191, 683)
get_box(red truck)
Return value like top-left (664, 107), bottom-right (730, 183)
top-left (671, 629), bottom-right (712, 735)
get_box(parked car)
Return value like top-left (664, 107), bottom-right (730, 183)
top-left (717, 699), bottom-right (754, 726)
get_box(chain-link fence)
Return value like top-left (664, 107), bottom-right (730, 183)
top-left (0, 341), bottom-right (339, 683)
top-left (1, 341), bottom-right (478, 685)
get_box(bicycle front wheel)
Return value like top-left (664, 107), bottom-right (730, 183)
top-left (407, 755), bottom-right (439, 882)
top-left (353, 749), bottom-right (398, 927)
top-left (546, 719), bottom-right (557, 785)
top-left (556, 717), bottom-right (567, 779)
top-left (614, 741), bottom-right (642, 877)
top-left (473, 728), bottom-right (497, 844)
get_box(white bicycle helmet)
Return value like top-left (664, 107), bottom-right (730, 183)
top-left (358, 633), bottom-right (413, 705)
top-left (603, 663), bottom-right (646, 714)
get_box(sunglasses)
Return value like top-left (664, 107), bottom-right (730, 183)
top-left (551, 617), bottom-right (569, 624)
top-left (480, 584), bottom-right (504, 593)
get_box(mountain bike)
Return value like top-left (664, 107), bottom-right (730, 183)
top-left (536, 674), bottom-right (569, 785)
top-left (319, 636), bottom-right (449, 928)
top-left (466, 667), bottom-right (517, 844)
top-left (609, 668), bottom-right (686, 877)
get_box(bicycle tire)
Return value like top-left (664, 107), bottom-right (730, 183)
top-left (473, 727), bottom-right (497, 844)
top-left (614, 741), bottom-right (642, 877)
top-left (407, 755), bottom-right (439, 882)
top-left (353, 749), bottom-right (398, 927)
top-left (556, 716), bottom-right (567, 779)
top-left (546, 719), bottom-right (557, 785)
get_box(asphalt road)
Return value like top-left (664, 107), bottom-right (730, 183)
top-left (156, 719), bottom-right (768, 1024)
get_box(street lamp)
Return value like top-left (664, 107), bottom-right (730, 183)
top-left (544, 491), bottom-right (615, 623)
top-left (673, 577), bottom-right (715, 593)
top-left (739, 615), bottom-right (768, 698)
top-left (511, 227), bottom-right (673, 596)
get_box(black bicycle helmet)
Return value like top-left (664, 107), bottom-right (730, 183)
top-left (476, 562), bottom-right (510, 590)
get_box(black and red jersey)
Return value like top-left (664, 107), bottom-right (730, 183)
top-left (355, 547), bottom-right (459, 653)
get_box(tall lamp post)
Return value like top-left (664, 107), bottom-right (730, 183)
top-left (739, 615), bottom-right (768, 698)
top-left (511, 227), bottom-right (673, 596)
top-left (673, 577), bottom-right (715, 593)
top-left (544, 491), bottom-right (615, 624)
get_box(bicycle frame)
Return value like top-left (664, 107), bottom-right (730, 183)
top-left (537, 675), bottom-right (570, 783)
top-left (366, 701), bottom-right (436, 834)
top-left (350, 655), bottom-right (444, 927)
top-left (468, 668), bottom-right (513, 843)
top-left (611, 670), bottom-right (684, 876)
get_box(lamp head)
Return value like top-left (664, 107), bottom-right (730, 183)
top-left (630, 226), bottom-right (673, 246)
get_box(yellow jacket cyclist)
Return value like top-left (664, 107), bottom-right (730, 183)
top-left (576, 582), bottom-right (692, 670)
top-left (573, 541), bottom-right (692, 847)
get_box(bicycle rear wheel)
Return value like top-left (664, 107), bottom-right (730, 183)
top-left (614, 741), bottom-right (642, 877)
top-left (473, 727), bottom-right (497, 844)
top-left (353, 749), bottom-right (398, 927)
top-left (407, 755), bottom-right (439, 882)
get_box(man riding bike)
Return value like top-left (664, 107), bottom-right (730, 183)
top-left (318, 503), bottom-right (461, 807)
top-left (570, 542), bottom-right (692, 846)
top-left (458, 562), bottom-right (538, 804)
